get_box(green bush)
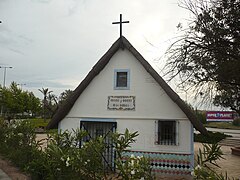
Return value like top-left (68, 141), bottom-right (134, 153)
top-left (194, 131), bottom-right (231, 144)
top-left (232, 118), bottom-right (240, 126)
top-left (26, 118), bottom-right (49, 129)
top-left (112, 129), bottom-right (153, 180)
top-left (0, 120), bottom-right (154, 180)
top-left (0, 120), bottom-right (42, 171)
top-left (195, 110), bottom-right (206, 124)
top-left (193, 143), bottom-right (228, 179)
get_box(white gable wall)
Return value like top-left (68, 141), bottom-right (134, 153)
top-left (59, 49), bottom-right (193, 154)
top-left (68, 49), bottom-right (187, 119)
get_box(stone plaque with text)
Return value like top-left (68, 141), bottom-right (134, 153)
top-left (107, 96), bottom-right (135, 110)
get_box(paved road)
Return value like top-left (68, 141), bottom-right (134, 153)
top-left (206, 127), bottom-right (240, 138)
top-left (0, 169), bottom-right (11, 180)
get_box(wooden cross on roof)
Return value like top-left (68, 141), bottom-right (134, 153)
top-left (112, 14), bottom-right (129, 38)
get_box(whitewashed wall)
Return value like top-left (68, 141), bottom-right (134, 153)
top-left (59, 49), bottom-right (192, 154)
top-left (116, 119), bottom-right (192, 153)
top-left (59, 117), bottom-right (192, 153)
top-left (67, 49), bottom-right (187, 119)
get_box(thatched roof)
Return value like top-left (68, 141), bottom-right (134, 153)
top-left (47, 36), bottom-right (207, 135)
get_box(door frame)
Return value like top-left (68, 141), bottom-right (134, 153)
top-left (80, 118), bottom-right (117, 171)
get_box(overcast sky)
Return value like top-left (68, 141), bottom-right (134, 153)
top-left (0, 0), bottom-right (192, 100)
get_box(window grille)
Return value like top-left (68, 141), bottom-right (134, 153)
top-left (80, 121), bottom-right (116, 171)
top-left (157, 120), bottom-right (177, 145)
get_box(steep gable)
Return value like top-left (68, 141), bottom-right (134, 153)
top-left (47, 36), bottom-right (207, 135)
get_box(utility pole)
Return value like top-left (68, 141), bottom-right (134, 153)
top-left (0, 66), bottom-right (13, 116)
top-left (0, 66), bottom-right (13, 87)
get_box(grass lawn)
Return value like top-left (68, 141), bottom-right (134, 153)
top-left (204, 122), bottom-right (240, 130)
top-left (26, 118), bottom-right (50, 129)
top-left (26, 118), bottom-right (58, 133)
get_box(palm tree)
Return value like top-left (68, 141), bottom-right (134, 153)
top-left (47, 93), bottom-right (59, 117)
top-left (39, 88), bottom-right (52, 122)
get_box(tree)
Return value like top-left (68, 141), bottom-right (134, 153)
top-left (49, 89), bottom-right (73, 116)
top-left (38, 88), bottom-right (72, 119)
top-left (58, 89), bottom-right (73, 106)
top-left (165, 0), bottom-right (240, 114)
top-left (46, 93), bottom-right (58, 116)
top-left (0, 82), bottom-right (41, 118)
top-left (39, 88), bottom-right (54, 121)
top-left (25, 92), bottom-right (41, 117)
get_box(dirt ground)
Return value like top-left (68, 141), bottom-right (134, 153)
top-left (194, 142), bottom-right (240, 179)
top-left (0, 155), bottom-right (30, 180)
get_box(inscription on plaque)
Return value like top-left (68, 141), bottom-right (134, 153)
top-left (107, 96), bottom-right (135, 110)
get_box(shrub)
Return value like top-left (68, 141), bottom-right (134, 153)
top-left (193, 143), bottom-right (228, 179)
top-left (0, 121), bottom-right (154, 179)
top-left (0, 120), bottom-right (42, 171)
top-left (232, 118), bottom-right (240, 126)
top-left (195, 110), bottom-right (206, 124)
top-left (112, 129), bottom-right (154, 180)
top-left (194, 131), bottom-right (231, 144)
top-left (26, 129), bottom-right (107, 179)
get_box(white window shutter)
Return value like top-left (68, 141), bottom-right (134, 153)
top-left (154, 120), bottom-right (159, 144)
top-left (176, 120), bottom-right (180, 145)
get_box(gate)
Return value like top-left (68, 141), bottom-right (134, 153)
top-left (80, 120), bottom-right (117, 171)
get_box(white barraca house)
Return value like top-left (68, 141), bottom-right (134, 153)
top-left (47, 36), bottom-right (207, 178)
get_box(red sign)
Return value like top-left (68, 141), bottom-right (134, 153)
top-left (206, 111), bottom-right (234, 122)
